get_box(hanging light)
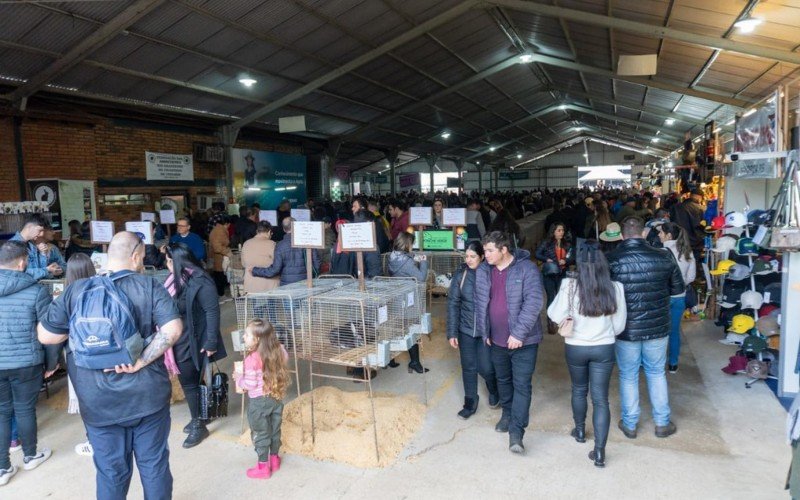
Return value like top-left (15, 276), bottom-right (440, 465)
top-left (517, 154), bottom-right (522, 159)
top-left (519, 53), bottom-right (534, 64)
top-left (489, 146), bottom-right (496, 152)
top-left (665, 118), bottom-right (675, 126)
top-left (440, 131), bottom-right (451, 139)
top-left (734, 16), bottom-right (762, 33)
top-left (238, 77), bottom-right (257, 87)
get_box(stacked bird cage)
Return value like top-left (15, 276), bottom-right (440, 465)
top-left (426, 251), bottom-right (464, 299)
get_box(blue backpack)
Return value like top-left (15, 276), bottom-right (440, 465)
top-left (69, 270), bottom-right (144, 370)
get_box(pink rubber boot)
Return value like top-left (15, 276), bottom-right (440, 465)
top-left (269, 454), bottom-right (281, 473)
top-left (246, 461), bottom-right (271, 479)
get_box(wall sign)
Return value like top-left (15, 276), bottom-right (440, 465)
top-left (291, 208), bottom-right (311, 222)
top-left (259, 210), bottom-right (278, 226)
top-left (145, 151), bottom-right (194, 181)
top-left (409, 206), bottom-right (432, 226)
top-left (442, 208), bottom-right (466, 227)
top-left (125, 221), bottom-right (153, 245)
top-left (90, 221), bottom-right (115, 244)
top-left (340, 222), bottom-right (377, 252)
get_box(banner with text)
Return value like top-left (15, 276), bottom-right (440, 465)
top-left (58, 180), bottom-right (96, 231)
top-left (232, 148), bottom-right (307, 209)
top-left (145, 152), bottom-right (194, 181)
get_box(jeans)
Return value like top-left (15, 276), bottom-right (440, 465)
top-left (668, 296), bottom-right (686, 367)
top-left (565, 344), bottom-right (615, 448)
top-left (85, 406), bottom-right (172, 500)
top-left (615, 336), bottom-right (671, 428)
top-left (10, 415), bottom-right (17, 442)
top-left (247, 395), bottom-right (283, 462)
top-left (543, 273), bottom-right (563, 307)
top-left (0, 364), bottom-right (43, 468)
top-left (458, 333), bottom-right (497, 400)
top-left (491, 343), bottom-right (538, 439)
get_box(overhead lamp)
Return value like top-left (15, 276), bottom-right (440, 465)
top-left (656, 130), bottom-right (661, 135)
top-left (725, 119), bottom-right (735, 126)
top-left (651, 137), bottom-right (659, 143)
top-left (665, 118), bottom-right (675, 126)
top-left (559, 104), bottom-right (567, 110)
top-left (743, 108), bottom-right (756, 117)
top-left (440, 131), bottom-right (451, 139)
top-left (476, 160), bottom-right (480, 165)
top-left (516, 154), bottom-right (522, 159)
top-left (519, 53), bottom-right (534, 64)
top-left (583, 153), bottom-right (588, 157)
top-left (667, 161), bottom-right (674, 168)
top-left (489, 146), bottom-right (496, 152)
top-left (734, 16), bottom-right (762, 33)
top-left (238, 77), bottom-right (257, 87)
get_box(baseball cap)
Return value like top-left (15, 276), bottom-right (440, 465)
top-left (742, 335), bottom-right (768, 354)
top-left (740, 290), bottom-right (763, 310)
top-left (726, 264), bottom-right (751, 281)
top-left (763, 282), bottom-right (781, 305)
top-left (758, 303), bottom-right (779, 317)
top-left (719, 281), bottom-right (747, 308)
top-left (751, 259), bottom-right (776, 275)
top-left (710, 259), bottom-right (736, 275)
top-left (600, 222), bottom-right (622, 242)
top-left (724, 211), bottom-right (747, 228)
top-left (728, 314), bottom-right (756, 334)
top-left (746, 359), bottom-right (769, 379)
top-left (720, 334), bottom-right (748, 348)
top-left (721, 354), bottom-right (748, 374)
top-left (706, 215), bottom-right (726, 233)
top-left (712, 235), bottom-right (737, 253)
top-left (747, 209), bottom-right (774, 227)
top-left (734, 237), bottom-right (759, 256)
top-left (756, 315), bottom-right (779, 337)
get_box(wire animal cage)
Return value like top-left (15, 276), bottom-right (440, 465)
top-left (381, 251), bottom-right (464, 301)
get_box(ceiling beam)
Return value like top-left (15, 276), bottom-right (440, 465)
top-left (528, 53), bottom-right (750, 108)
top-left (563, 104), bottom-right (682, 141)
top-left (3, 0), bottom-right (165, 104)
top-left (556, 89), bottom-right (707, 127)
top-left (490, 0), bottom-right (800, 65)
top-left (230, 0), bottom-right (478, 131)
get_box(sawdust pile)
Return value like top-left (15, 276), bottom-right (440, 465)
top-left (239, 386), bottom-right (425, 468)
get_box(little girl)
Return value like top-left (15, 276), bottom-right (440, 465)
top-left (234, 319), bottom-right (289, 479)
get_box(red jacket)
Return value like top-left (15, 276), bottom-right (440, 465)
top-left (390, 211), bottom-right (410, 240)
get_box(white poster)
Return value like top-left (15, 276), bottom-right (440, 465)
top-left (125, 221), bottom-right (153, 245)
top-left (89, 221), bottom-right (115, 244)
top-left (145, 151), bottom-right (194, 181)
top-left (159, 209), bottom-right (176, 224)
top-left (340, 222), bottom-right (377, 251)
top-left (58, 179), bottom-right (95, 231)
top-left (259, 210), bottom-right (278, 226)
top-left (291, 221), bottom-right (324, 248)
top-left (409, 207), bottom-right (433, 226)
top-left (140, 212), bottom-right (156, 222)
top-left (291, 208), bottom-right (311, 222)
top-left (442, 208), bottom-right (466, 227)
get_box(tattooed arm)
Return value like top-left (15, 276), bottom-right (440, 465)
top-left (111, 318), bottom-right (183, 374)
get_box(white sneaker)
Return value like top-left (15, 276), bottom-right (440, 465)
top-left (74, 441), bottom-right (93, 457)
top-left (22, 448), bottom-right (51, 471)
top-left (0, 466), bottom-right (17, 486)
top-left (8, 441), bottom-right (21, 453)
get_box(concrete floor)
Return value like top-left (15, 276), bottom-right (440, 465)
top-left (4, 299), bottom-right (791, 499)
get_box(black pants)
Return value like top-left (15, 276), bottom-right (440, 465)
top-left (491, 343), bottom-right (538, 439)
top-left (543, 273), bottom-right (563, 307)
top-left (458, 333), bottom-right (497, 400)
top-left (212, 271), bottom-right (227, 297)
top-left (0, 364), bottom-right (43, 468)
top-left (176, 357), bottom-right (202, 420)
top-left (564, 343), bottom-right (615, 449)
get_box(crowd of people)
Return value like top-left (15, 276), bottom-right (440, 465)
top-left (0, 184), bottom-right (709, 495)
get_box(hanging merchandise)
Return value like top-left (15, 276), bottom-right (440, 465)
top-left (710, 259), bottom-right (736, 275)
top-left (766, 150), bottom-right (800, 250)
top-left (726, 264), bottom-right (751, 281)
top-left (740, 290), bottom-right (764, 310)
top-left (728, 314), bottom-right (756, 334)
top-left (734, 238), bottom-right (759, 256)
top-left (712, 235), bottom-right (738, 253)
top-left (724, 211), bottom-right (748, 228)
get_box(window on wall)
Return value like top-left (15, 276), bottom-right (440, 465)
top-left (99, 194), bottom-right (152, 206)
top-left (420, 173), bottom-right (459, 193)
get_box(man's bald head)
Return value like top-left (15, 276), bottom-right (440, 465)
top-left (283, 217), bottom-right (294, 233)
top-left (107, 231), bottom-right (145, 272)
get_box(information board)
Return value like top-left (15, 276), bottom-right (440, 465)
top-left (125, 221), bottom-right (153, 245)
top-left (140, 212), bottom-right (156, 222)
top-left (89, 221), bottom-right (115, 244)
top-left (442, 208), bottom-right (466, 227)
top-left (159, 209), bottom-right (176, 224)
top-left (291, 221), bottom-right (324, 249)
top-left (259, 210), bottom-right (278, 226)
top-left (409, 206), bottom-right (433, 226)
top-left (340, 222), bottom-right (377, 251)
top-left (422, 230), bottom-right (455, 251)
top-left (291, 208), bottom-right (311, 222)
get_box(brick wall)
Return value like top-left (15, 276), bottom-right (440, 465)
top-left (0, 114), bottom-right (304, 231)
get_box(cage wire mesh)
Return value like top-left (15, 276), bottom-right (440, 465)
top-left (380, 251), bottom-right (464, 298)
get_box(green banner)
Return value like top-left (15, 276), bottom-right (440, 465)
top-left (499, 171), bottom-right (529, 180)
top-left (422, 229), bottom-right (454, 251)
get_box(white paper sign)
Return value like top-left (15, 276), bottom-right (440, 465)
top-left (125, 221), bottom-right (153, 245)
top-left (145, 151), bottom-right (194, 181)
top-left (159, 209), bottom-right (176, 224)
top-left (90, 252), bottom-right (108, 273)
top-left (764, 292), bottom-right (771, 303)
top-left (140, 212), bottom-right (156, 222)
top-left (442, 208), bottom-right (466, 227)
top-left (409, 206), bottom-right (432, 226)
top-left (259, 210), bottom-right (278, 226)
top-left (340, 222), bottom-right (376, 251)
top-left (291, 208), bottom-right (311, 222)
top-left (291, 221), bottom-right (324, 248)
top-left (407, 291), bottom-right (415, 308)
top-left (90, 221), bottom-right (115, 244)
top-left (377, 305), bottom-right (388, 325)
top-left (753, 225), bottom-right (768, 246)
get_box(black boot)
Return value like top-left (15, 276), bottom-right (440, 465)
top-left (571, 424), bottom-right (586, 443)
top-left (183, 421), bottom-right (192, 434)
top-left (387, 359), bottom-right (400, 368)
top-left (183, 419), bottom-right (209, 448)
top-left (457, 396), bottom-right (479, 420)
top-left (589, 448), bottom-right (605, 467)
top-left (407, 345), bottom-right (429, 374)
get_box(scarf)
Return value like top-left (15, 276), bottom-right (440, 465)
top-left (160, 267), bottom-right (195, 377)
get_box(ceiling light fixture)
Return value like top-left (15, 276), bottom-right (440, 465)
top-left (665, 118), bottom-right (675, 126)
top-left (743, 109), bottom-right (756, 117)
top-left (519, 53), bottom-right (534, 64)
top-left (734, 16), bottom-right (762, 33)
top-left (517, 154), bottom-right (522, 159)
top-left (651, 137), bottom-right (659, 143)
top-left (441, 131), bottom-right (451, 139)
top-left (725, 119), bottom-right (735, 126)
top-left (559, 104), bottom-right (567, 110)
top-left (239, 77), bottom-right (257, 87)
top-left (489, 146), bottom-right (496, 152)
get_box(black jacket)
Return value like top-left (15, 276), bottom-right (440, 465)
top-left (534, 239), bottom-right (574, 265)
top-left (329, 249), bottom-right (381, 279)
top-left (174, 271), bottom-right (227, 371)
top-left (607, 238), bottom-right (685, 341)
top-left (446, 265), bottom-right (478, 339)
top-left (670, 199), bottom-right (705, 250)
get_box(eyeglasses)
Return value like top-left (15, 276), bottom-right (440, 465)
top-left (177, 224), bottom-right (189, 228)
top-left (131, 239), bottom-right (143, 257)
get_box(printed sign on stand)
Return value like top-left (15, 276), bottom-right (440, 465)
top-left (290, 208), bottom-right (311, 222)
top-left (409, 206), bottom-right (433, 226)
top-left (340, 222), bottom-right (377, 252)
top-left (290, 221), bottom-right (324, 249)
top-left (259, 210), bottom-right (278, 226)
top-left (140, 212), bottom-right (156, 222)
top-left (442, 208), bottom-right (466, 227)
top-left (125, 221), bottom-right (153, 245)
top-left (89, 221), bottom-right (115, 244)
top-left (159, 209), bottom-right (176, 224)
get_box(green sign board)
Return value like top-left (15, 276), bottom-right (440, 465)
top-left (422, 229), bottom-right (455, 251)
top-left (499, 171), bottom-right (529, 180)
top-left (373, 175), bottom-right (388, 183)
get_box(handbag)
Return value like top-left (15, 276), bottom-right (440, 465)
top-left (558, 279), bottom-right (575, 338)
top-left (199, 360), bottom-right (229, 422)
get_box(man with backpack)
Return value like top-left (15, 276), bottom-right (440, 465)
top-left (38, 231), bottom-right (182, 500)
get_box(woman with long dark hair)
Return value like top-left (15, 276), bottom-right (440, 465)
top-left (658, 222), bottom-right (695, 373)
top-left (547, 240), bottom-right (627, 468)
top-left (446, 241), bottom-right (499, 419)
top-left (536, 223), bottom-right (573, 306)
top-left (164, 242), bottom-right (227, 448)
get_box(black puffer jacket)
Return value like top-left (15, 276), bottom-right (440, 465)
top-left (446, 265), bottom-right (478, 339)
top-left (607, 238), bottom-right (685, 341)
